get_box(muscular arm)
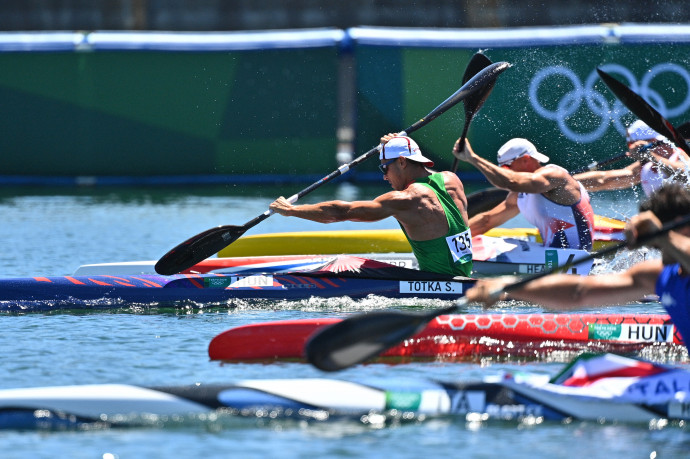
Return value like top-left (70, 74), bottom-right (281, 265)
top-left (469, 192), bottom-right (520, 235)
top-left (464, 259), bottom-right (662, 310)
top-left (269, 191), bottom-right (408, 224)
top-left (630, 142), bottom-right (690, 179)
top-left (269, 198), bottom-right (389, 223)
top-left (456, 140), bottom-right (566, 194)
top-left (573, 162), bottom-right (641, 192)
top-left (647, 153), bottom-right (689, 179)
top-left (467, 153), bottom-right (566, 193)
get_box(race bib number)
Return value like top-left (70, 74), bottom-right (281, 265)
top-left (446, 229), bottom-right (472, 263)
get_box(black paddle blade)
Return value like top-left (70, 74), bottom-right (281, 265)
top-left (305, 310), bottom-right (439, 372)
top-left (462, 53), bottom-right (496, 119)
top-left (463, 53), bottom-right (493, 83)
top-left (451, 53), bottom-right (498, 172)
top-left (407, 61), bottom-right (511, 133)
top-left (154, 225), bottom-right (247, 275)
top-left (678, 121), bottom-right (690, 139)
top-left (466, 187), bottom-right (509, 218)
top-left (596, 68), bottom-right (690, 156)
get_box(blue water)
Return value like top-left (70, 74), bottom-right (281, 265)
top-left (0, 183), bottom-right (687, 458)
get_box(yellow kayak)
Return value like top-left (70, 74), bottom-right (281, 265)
top-left (218, 215), bottom-right (625, 257)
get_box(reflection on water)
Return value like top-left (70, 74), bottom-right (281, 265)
top-left (0, 183), bottom-right (682, 447)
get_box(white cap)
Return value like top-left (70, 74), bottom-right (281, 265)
top-left (380, 136), bottom-right (434, 167)
top-left (626, 120), bottom-right (667, 143)
top-left (497, 138), bottom-right (549, 166)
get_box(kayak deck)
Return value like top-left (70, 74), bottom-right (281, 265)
top-left (74, 232), bottom-right (597, 279)
top-left (208, 313), bottom-right (687, 363)
top-left (2, 353), bottom-right (689, 430)
top-left (217, 216), bottom-right (625, 258)
top-left (0, 256), bottom-right (475, 312)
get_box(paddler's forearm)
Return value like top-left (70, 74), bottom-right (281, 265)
top-left (273, 200), bottom-right (351, 223)
top-left (504, 275), bottom-right (602, 310)
top-left (469, 274), bottom-right (635, 310)
top-left (465, 153), bottom-right (516, 190)
top-left (573, 169), bottom-right (637, 191)
top-left (506, 273), bottom-right (649, 309)
top-left (651, 156), bottom-right (689, 179)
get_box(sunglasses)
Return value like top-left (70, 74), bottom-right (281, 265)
top-left (379, 158), bottom-right (396, 174)
top-left (635, 140), bottom-right (665, 153)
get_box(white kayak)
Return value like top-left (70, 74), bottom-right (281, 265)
top-left (0, 353), bottom-right (687, 430)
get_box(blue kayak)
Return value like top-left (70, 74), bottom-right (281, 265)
top-left (0, 256), bottom-right (474, 312)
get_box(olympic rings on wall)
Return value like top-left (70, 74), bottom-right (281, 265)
top-left (529, 63), bottom-right (690, 143)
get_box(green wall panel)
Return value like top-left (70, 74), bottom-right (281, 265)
top-left (0, 46), bottom-right (339, 177)
top-left (354, 41), bottom-right (690, 175)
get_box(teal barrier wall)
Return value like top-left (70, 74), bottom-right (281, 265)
top-left (0, 26), bottom-right (689, 184)
top-left (0, 30), bottom-right (342, 182)
top-left (350, 25), bottom-right (690, 176)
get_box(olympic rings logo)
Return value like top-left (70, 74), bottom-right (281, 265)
top-left (529, 63), bottom-right (690, 143)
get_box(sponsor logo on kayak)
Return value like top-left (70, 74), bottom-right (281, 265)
top-left (399, 281), bottom-right (464, 294)
top-left (204, 275), bottom-right (276, 289)
top-left (588, 323), bottom-right (675, 342)
top-left (545, 250), bottom-right (558, 271)
top-left (385, 391), bottom-right (422, 411)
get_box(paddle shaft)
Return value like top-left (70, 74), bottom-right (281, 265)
top-left (237, 62), bottom-right (510, 232)
top-left (462, 211), bottom-right (690, 307)
top-left (450, 53), bottom-right (496, 173)
top-left (305, 211), bottom-right (690, 372)
top-left (154, 61), bottom-right (511, 275)
top-left (449, 121), bottom-right (471, 174)
top-left (570, 152), bottom-right (629, 175)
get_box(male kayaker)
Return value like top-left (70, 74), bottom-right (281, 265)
top-left (464, 182), bottom-right (690, 345)
top-left (269, 134), bottom-right (473, 277)
top-left (573, 120), bottom-right (690, 197)
top-left (454, 137), bottom-right (595, 250)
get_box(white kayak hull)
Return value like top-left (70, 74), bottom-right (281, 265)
top-left (1, 370), bottom-right (687, 429)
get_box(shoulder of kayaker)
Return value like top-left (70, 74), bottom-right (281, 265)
top-left (511, 163), bottom-right (570, 194)
top-left (438, 170), bottom-right (469, 207)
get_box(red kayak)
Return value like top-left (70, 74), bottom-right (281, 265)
top-left (208, 313), bottom-right (686, 362)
